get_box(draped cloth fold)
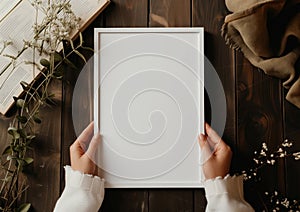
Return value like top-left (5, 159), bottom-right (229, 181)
top-left (222, 0), bottom-right (300, 108)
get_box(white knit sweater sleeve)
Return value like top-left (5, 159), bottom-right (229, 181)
top-left (53, 166), bottom-right (105, 212)
top-left (204, 175), bottom-right (254, 212)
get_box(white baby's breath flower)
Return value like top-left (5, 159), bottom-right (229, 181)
top-left (262, 142), bottom-right (268, 151)
top-left (279, 153), bottom-right (285, 158)
top-left (260, 149), bottom-right (267, 156)
top-left (293, 152), bottom-right (300, 160)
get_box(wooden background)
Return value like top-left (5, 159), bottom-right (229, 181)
top-left (0, 0), bottom-right (300, 211)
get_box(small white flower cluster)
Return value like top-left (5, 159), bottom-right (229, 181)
top-left (264, 191), bottom-right (300, 211)
top-left (240, 139), bottom-right (300, 210)
top-left (241, 169), bottom-right (259, 181)
top-left (252, 139), bottom-right (299, 167)
top-left (28, 0), bottom-right (81, 54)
top-left (293, 152), bottom-right (300, 160)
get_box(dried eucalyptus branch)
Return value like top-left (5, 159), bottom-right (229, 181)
top-left (0, 1), bottom-right (92, 211)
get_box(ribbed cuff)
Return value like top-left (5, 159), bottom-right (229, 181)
top-left (204, 174), bottom-right (244, 199)
top-left (64, 165), bottom-right (105, 195)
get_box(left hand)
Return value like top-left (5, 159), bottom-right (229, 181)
top-left (69, 122), bottom-right (101, 176)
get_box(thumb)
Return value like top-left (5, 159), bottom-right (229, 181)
top-left (86, 133), bottom-right (101, 159)
top-left (205, 123), bottom-right (222, 145)
top-left (198, 134), bottom-right (207, 149)
top-left (198, 134), bottom-right (214, 165)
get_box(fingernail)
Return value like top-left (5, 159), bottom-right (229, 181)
top-left (93, 133), bottom-right (101, 140)
top-left (199, 134), bottom-right (205, 141)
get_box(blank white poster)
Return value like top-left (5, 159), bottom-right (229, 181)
top-left (94, 28), bottom-right (204, 188)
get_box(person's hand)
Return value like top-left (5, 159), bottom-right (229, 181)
top-left (70, 122), bottom-right (101, 176)
top-left (198, 123), bottom-right (232, 179)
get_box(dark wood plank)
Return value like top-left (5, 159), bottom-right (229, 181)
top-left (193, 189), bottom-right (206, 212)
top-left (284, 99), bottom-right (300, 200)
top-left (100, 189), bottom-right (148, 212)
top-left (149, 189), bottom-right (193, 212)
top-left (147, 1), bottom-right (195, 212)
top-left (235, 54), bottom-right (285, 211)
top-left (192, 0), bottom-right (236, 211)
top-left (99, 1), bottom-right (150, 211)
top-left (0, 115), bottom-right (12, 153)
top-left (149, 0), bottom-right (190, 27)
top-left (25, 80), bottom-right (62, 211)
top-left (105, 0), bottom-right (148, 27)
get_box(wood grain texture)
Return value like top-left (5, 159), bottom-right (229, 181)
top-left (149, 0), bottom-right (190, 27)
top-left (0, 115), bottom-right (12, 153)
top-left (25, 80), bottom-right (62, 212)
top-left (235, 54), bottom-right (285, 211)
top-left (105, 0), bottom-right (148, 27)
top-left (149, 189), bottom-right (193, 212)
top-left (284, 99), bottom-right (300, 200)
top-left (193, 189), bottom-right (206, 212)
top-left (100, 189), bottom-right (148, 212)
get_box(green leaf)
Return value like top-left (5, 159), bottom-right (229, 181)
top-left (18, 128), bottom-right (27, 138)
top-left (7, 127), bottom-right (20, 139)
top-left (69, 38), bottom-right (75, 50)
top-left (33, 115), bottom-right (41, 124)
top-left (16, 99), bottom-right (25, 108)
top-left (81, 46), bottom-right (94, 52)
top-left (24, 157), bottom-right (33, 165)
top-left (52, 72), bottom-right (63, 79)
top-left (48, 93), bottom-right (55, 98)
top-left (6, 155), bottom-right (14, 161)
top-left (14, 145), bottom-right (23, 152)
top-left (26, 135), bottom-right (36, 140)
top-left (52, 64), bottom-right (64, 79)
top-left (13, 132), bottom-right (20, 139)
top-left (20, 81), bottom-right (29, 91)
top-left (63, 58), bottom-right (78, 70)
top-left (40, 58), bottom-right (50, 67)
top-left (79, 32), bottom-right (84, 46)
top-left (17, 203), bottom-right (31, 212)
top-left (2, 146), bottom-right (12, 155)
top-left (8, 127), bottom-right (17, 134)
top-left (74, 50), bottom-right (86, 63)
top-left (17, 115), bottom-right (28, 124)
top-left (54, 52), bottom-right (62, 63)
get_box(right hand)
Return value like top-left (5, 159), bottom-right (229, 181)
top-left (198, 123), bottom-right (232, 179)
top-left (70, 122), bottom-right (101, 176)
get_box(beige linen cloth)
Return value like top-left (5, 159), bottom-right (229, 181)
top-left (222, 0), bottom-right (300, 108)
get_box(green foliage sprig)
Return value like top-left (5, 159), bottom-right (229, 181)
top-left (0, 1), bottom-right (92, 211)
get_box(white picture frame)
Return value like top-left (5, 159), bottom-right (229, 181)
top-left (94, 27), bottom-right (204, 188)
